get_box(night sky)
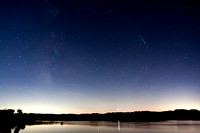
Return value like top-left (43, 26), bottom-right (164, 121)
top-left (0, 0), bottom-right (200, 114)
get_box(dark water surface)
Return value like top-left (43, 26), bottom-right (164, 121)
top-left (14, 121), bottom-right (200, 133)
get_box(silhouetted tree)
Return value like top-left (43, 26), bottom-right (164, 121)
top-left (17, 109), bottom-right (23, 115)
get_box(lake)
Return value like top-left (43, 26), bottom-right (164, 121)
top-left (13, 121), bottom-right (200, 133)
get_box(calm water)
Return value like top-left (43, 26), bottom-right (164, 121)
top-left (14, 121), bottom-right (200, 133)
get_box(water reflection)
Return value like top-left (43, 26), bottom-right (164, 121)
top-left (0, 124), bottom-right (25, 133)
top-left (1, 121), bottom-right (199, 133)
top-left (118, 120), bottom-right (120, 131)
top-left (13, 125), bottom-right (26, 133)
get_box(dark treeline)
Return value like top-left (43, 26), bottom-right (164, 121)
top-left (1, 109), bottom-right (200, 122)
top-left (1, 109), bottom-right (200, 132)
top-left (27, 109), bottom-right (200, 121)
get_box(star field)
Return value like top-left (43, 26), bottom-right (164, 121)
top-left (0, 0), bottom-right (200, 113)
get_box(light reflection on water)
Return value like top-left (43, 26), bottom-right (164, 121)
top-left (14, 121), bottom-right (200, 133)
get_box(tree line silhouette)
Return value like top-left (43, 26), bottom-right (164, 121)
top-left (0, 109), bottom-right (200, 133)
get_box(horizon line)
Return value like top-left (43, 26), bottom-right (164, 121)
top-left (1, 108), bottom-right (199, 115)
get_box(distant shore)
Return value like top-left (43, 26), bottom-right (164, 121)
top-left (1, 109), bottom-right (200, 122)
top-left (1, 109), bottom-right (200, 133)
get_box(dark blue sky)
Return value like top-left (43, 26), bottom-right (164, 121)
top-left (0, 0), bottom-right (200, 113)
